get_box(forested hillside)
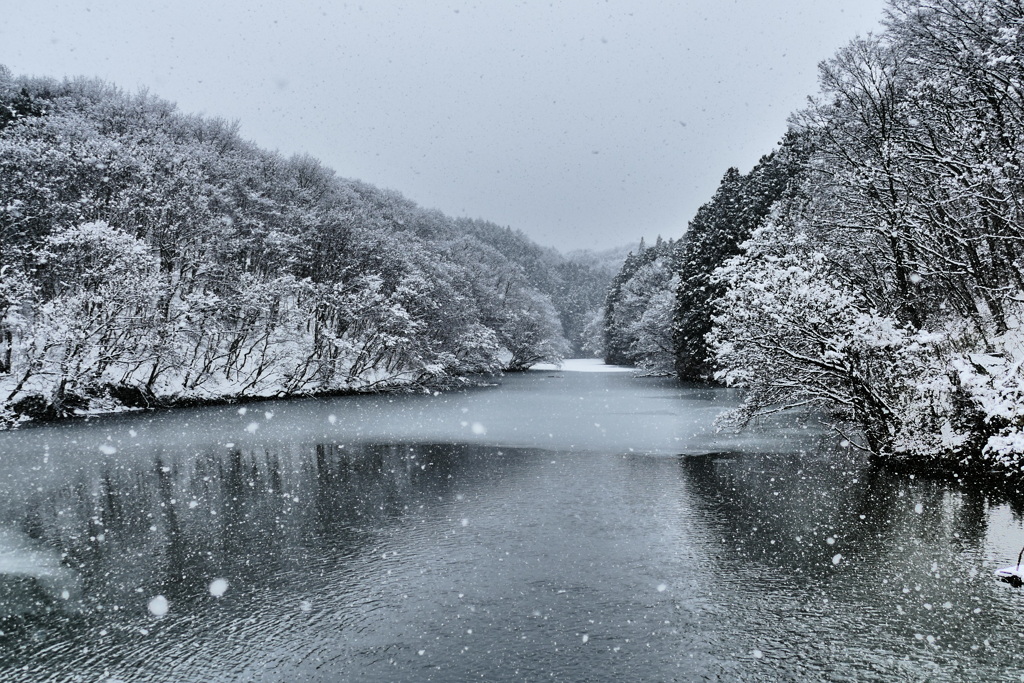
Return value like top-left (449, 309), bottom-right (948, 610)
top-left (604, 0), bottom-right (1024, 473)
top-left (602, 236), bottom-right (681, 372)
top-left (453, 219), bottom-right (618, 357)
top-left (0, 68), bottom-right (609, 426)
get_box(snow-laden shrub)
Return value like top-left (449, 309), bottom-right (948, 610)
top-left (950, 325), bottom-right (1024, 468)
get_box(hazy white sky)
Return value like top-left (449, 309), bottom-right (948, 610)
top-left (3, 0), bottom-right (887, 251)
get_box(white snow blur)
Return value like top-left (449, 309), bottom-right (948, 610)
top-left (148, 595), bottom-right (169, 616)
top-left (209, 578), bottom-right (229, 597)
top-left (532, 358), bottom-right (634, 373)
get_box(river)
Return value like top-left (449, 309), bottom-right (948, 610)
top-left (0, 361), bottom-right (1023, 681)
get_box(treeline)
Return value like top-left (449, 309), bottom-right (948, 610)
top-left (0, 67), bottom-right (608, 426)
top-left (601, 236), bottom-right (681, 372)
top-left (455, 219), bottom-right (617, 358)
top-left (605, 0), bottom-right (1024, 472)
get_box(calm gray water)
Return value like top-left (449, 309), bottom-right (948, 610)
top-left (1, 368), bottom-right (1024, 681)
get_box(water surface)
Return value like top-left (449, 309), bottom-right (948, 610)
top-left (1, 368), bottom-right (1023, 681)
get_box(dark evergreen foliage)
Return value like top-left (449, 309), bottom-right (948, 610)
top-left (672, 133), bottom-right (809, 381)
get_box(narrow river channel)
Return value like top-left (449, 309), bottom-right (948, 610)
top-left (1, 362), bottom-right (1023, 681)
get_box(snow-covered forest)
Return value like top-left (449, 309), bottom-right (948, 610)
top-left (0, 68), bottom-right (613, 427)
top-left (605, 0), bottom-right (1024, 472)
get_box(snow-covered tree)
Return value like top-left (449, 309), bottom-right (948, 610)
top-left (603, 237), bottom-right (680, 367)
top-left (498, 289), bottom-right (570, 371)
top-left (711, 0), bottom-right (1024, 469)
top-left (10, 222), bottom-right (163, 416)
top-left (0, 67), bottom-right (585, 424)
top-left (673, 136), bottom-right (808, 381)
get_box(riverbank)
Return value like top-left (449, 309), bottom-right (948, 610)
top-left (0, 358), bottom-right (631, 431)
top-left (0, 369), bottom-right (491, 431)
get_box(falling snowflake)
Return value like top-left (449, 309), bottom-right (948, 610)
top-left (209, 579), bottom-right (229, 598)
top-left (148, 595), bottom-right (169, 617)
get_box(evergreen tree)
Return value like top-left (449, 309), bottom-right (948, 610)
top-left (673, 133), bottom-right (808, 381)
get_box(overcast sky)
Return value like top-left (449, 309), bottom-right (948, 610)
top-left (4, 0), bottom-right (887, 252)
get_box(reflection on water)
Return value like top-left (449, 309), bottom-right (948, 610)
top-left (680, 453), bottom-right (1024, 681)
top-left (0, 371), bottom-right (1022, 681)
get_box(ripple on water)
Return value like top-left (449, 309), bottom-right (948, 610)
top-left (1, 373), bottom-right (1024, 680)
